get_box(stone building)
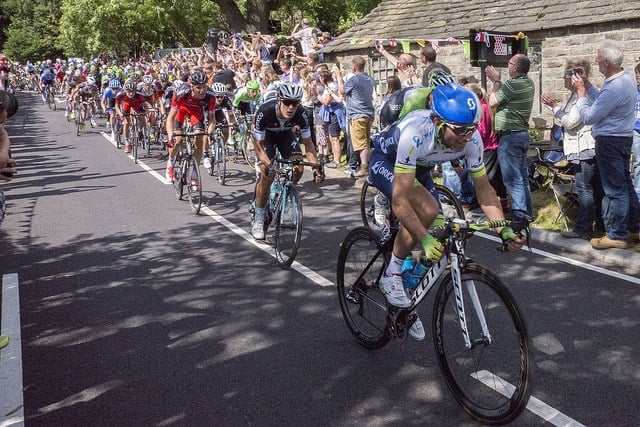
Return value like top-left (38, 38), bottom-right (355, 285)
top-left (321, 0), bottom-right (640, 135)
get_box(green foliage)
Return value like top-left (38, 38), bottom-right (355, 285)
top-left (2, 0), bottom-right (63, 62)
top-left (1, 0), bottom-right (382, 60)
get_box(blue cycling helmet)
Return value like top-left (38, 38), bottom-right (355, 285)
top-left (431, 82), bottom-right (480, 126)
top-left (109, 79), bottom-right (121, 89)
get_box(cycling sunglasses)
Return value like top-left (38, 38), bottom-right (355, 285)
top-left (444, 122), bottom-right (477, 137)
top-left (280, 99), bottom-right (300, 107)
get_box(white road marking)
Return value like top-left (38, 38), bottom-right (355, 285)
top-left (479, 233), bottom-right (640, 284)
top-left (473, 370), bottom-right (586, 426)
top-left (1, 273), bottom-right (24, 427)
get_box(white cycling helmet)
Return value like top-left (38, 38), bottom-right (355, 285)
top-left (211, 82), bottom-right (227, 95)
top-left (86, 76), bottom-right (96, 86)
top-left (276, 82), bottom-right (303, 101)
top-left (142, 74), bottom-right (153, 84)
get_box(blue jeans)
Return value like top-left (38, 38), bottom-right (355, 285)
top-left (442, 161), bottom-right (476, 205)
top-left (572, 158), bottom-right (604, 236)
top-left (632, 130), bottom-right (640, 196)
top-left (498, 131), bottom-right (532, 219)
top-left (595, 136), bottom-right (640, 239)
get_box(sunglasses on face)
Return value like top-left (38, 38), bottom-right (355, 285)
top-left (444, 122), bottom-right (477, 137)
top-left (280, 99), bottom-right (300, 107)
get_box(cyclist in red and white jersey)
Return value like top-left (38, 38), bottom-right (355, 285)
top-left (115, 79), bottom-right (151, 153)
top-left (164, 70), bottom-right (217, 186)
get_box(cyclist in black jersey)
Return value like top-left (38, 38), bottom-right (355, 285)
top-left (250, 82), bottom-right (324, 240)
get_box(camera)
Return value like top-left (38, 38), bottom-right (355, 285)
top-left (572, 67), bottom-right (584, 76)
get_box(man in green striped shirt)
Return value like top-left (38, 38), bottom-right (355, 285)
top-left (486, 54), bottom-right (535, 219)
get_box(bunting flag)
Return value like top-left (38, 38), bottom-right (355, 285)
top-left (416, 39), bottom-right (426, 47)
top-left (389, 38), bottom-right (397, 47)
top-left (429, 40), bottom-right (440, 52)
top-left (401, 40), bottom-right (411, 53)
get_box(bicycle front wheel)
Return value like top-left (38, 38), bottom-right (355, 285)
top-left (336, 226), bottom-right (390, 350)
top-left (132, 135), bottom-right (139, 164)
top-left (242, 134), bottom-right (257, 170)
top-left (215, 140), bottom-right (227, 185)
top-left (432, 263), bottom-right (532, 425)
top-left (173, 157), bottom-right (185, 200)
top-left (274, 184), bottom-right (302, 269)
top-left (187, 160), bottom-right (203, 214)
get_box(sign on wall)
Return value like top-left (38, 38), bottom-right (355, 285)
top-left (469, 29), bottom-right (527, 67)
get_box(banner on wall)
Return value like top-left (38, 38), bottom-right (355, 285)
top-left (469, 29), bottom-right (527, 68)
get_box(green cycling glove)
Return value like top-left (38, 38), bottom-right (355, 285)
top-left (431, 213), bottom-right (445, 230)
top-left (500, 227), bottom-right (517, 245)
top-left (421, 234), bottom-right (443, 262)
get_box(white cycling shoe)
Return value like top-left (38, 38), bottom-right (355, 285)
top-left (409, 315), bottom-right (425, 340)
top-left (251, 218), bottom-right (265, 240)
top-left (380, 274), bottom-right (411, 308)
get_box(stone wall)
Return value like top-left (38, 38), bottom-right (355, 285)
top-left (330, 27), bottom-right (640, 139)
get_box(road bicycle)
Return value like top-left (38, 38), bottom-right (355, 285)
top-left (43, 85), bottom-right (56, 110)
top-left (205, 124), bottom-right (234, 184)
top-left (173, 129), bottom-right (204, 214)
top-left (336, 217), bottom-right (532, 425)
top-left (128, 112), bottom-right (149, 164)
top-left (74, 100), bottom-right (93, 136)
top-left (236, 113), bottom-right (257, 170)
top-left (250, 157), bottom-right (322, 269)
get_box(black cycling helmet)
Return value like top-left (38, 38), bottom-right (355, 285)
top-left (276, 82), bottom-right (303, 101)
top-left (189, 70), bottom-right (207, 85)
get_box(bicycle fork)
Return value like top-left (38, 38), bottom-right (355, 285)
top-left (450, 254), bottom-right (492, 349)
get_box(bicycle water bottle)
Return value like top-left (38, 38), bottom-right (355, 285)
top-left (402, 258), bottom-right (432, 289)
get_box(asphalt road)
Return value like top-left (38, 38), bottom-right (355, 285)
top-left (1, 92), bottom-right (639, 426)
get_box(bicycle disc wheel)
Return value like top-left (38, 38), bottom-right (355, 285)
top-left (187, 160), bottom-right (203, 214)
top-left (173, 158), bottom-right (184, 200)
top-left (336, 226), bottom-right (390, 349)
top-left (432, 263), bottom-right (532, 425)
top-left (216, 141), bottom-right (227, 185)
top-left (274, 184), bottom-right (302, 269)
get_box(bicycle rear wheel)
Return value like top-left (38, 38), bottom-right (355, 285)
top-left (187, 160), bottom-right (203, 214)
top-left (336, 226), bottom-right (391, 349)
top-left (432, 263), bottom-right (532, 425)
top-left (173, 156), bottom-right (185, 200)
top-left (274, 184), bottom-right (302, 269)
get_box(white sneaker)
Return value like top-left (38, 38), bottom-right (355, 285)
top-left (90, 118), bottom-right (97, 128)
top-left (374, 194), bottom-right (389, 226)
top-left (251, 217), bottom-right (265, 240)
top-left (379, 274), bottom-right (411, 307)
top-left (409, 315), bottom-right (425, 340)
top-left (203, 156), bottom-right (212, 170)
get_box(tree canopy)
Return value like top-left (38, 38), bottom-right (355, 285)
top-left (0, 0), bottom-right (381, 62)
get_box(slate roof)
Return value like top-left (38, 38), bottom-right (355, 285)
top-left (322, 0), bottom-right (640, 54)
